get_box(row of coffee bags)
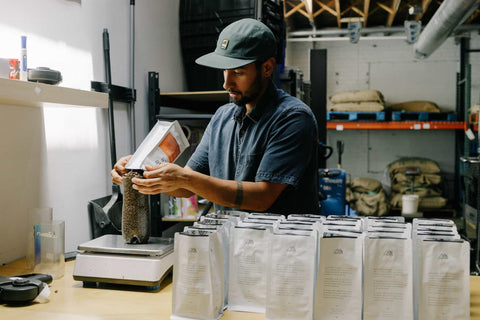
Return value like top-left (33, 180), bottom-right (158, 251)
top-left (171, 213), bottom-right (469, 320)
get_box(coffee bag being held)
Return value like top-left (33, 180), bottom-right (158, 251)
top-left (126, 120), bottom-right (190, 170)
top-left (122, 120), bottom-right (189, 244)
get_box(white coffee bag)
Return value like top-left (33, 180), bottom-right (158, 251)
top-left (415, 239), bottom-right (470, 320)
top-left (265, 231), bottom-right (317, 320)
top-left (228, 226), bottom-right (270, 313)
top-left (363, 236), bottom-right (413, 320)
top-left (314, 234), bottom-right (364, 320)
top-left (171, 231), bottom-right (224, 320)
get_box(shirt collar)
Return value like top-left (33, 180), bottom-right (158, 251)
top-left (233, 79), bottom-right (277, 123)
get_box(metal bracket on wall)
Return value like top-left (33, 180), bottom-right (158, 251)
top-left (91, 81), bottom-right (136, 103)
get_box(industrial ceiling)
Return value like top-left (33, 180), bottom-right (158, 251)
top-left (284, 0), bottom-right (480, 31)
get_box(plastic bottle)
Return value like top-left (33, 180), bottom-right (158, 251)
top-left (20, 36), bottom-right (27, 81)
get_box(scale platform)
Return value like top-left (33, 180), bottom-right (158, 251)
top-left (73, 234), bottom-right (174, 287)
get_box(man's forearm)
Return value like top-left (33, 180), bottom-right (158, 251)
top-left (164, 188), bottom-right (194, 198)
top-left (181, 170), bottom-right (286, 211)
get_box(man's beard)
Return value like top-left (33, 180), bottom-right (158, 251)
top-left (229, 71), bottom-right (264, 106)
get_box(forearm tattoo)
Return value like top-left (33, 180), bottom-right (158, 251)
top-left (234, 181), bottom-right (243, 208)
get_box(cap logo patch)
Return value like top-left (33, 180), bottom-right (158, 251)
top-left (221, 39), bottom-right (229, 49)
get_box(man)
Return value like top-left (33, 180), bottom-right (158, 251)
top-left (112, 18), bottom-right (320, 215)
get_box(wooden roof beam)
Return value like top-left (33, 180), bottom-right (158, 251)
top-left (377, 0), bottom-right (402, 26)
top-left (387, 0), bottom-right (401, 26)
top-left (341, 0), bottom-right (363, 16)
top-left (466, 8), bottom-right (480, 23)
top-left (335, 0), bottom-right (341, 28)
top-left (351, 6), bottom-right (365, 17)
top-left (285, 1), bottom-right (308, 19)
top-left (313, 0), bottom-right (337, 18)
top-left (377, 2), bottom-right (394, 14)
top-left (302, 0), bottom-right (315, 22)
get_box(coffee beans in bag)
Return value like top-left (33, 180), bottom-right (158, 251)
top-left (122, 171), bottom-right (150, 244)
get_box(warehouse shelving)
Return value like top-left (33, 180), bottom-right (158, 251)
top-left (327, 121), bottom-right (467, 130)
top-left (148, 73), bottom-right (228, 229)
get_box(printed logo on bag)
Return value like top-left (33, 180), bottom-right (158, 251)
top-left (384, 250), bottom-right (393, 257)
top-left (286, 246), bottom-right (296, 257)
top-left (188, 248), bottom-right (197, 257)
top-left (221, 39), bottom-right (229, 49)
top-left (243, 239), bottom-right (255, 249)
top-left (334, 248), bottom-right (343, 255)
top-left (438, 253), bottom-right (449, 260)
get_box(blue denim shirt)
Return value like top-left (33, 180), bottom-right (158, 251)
top-left (187, 80), bottom-right (321, 215)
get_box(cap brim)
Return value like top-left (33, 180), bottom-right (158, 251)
top-left (195, 52), bottom-right (255, 70)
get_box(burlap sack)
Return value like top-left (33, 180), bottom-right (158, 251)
top-left (391, 173), bottom-right (442, 186)
top-left (419, 196), bottom-right (448, 208)
top-left (390, 185), bottom-right (442, 197)
top-left (351, 191), bottom-right (389, 216)
top-left (347, 177), bottom-right (389, 216)
top-left (389, 101), bottom-right (440, 112)
top-left (390, 193), bottom-right (447, 209)
top-left (328, 101), bottom-right (384, 112)
top-left (330, 90), bottom-right (384, 104)
top-left (348, 177), bottom-right (382, 193)
top-left (388, 157), bottom-right (441, 175)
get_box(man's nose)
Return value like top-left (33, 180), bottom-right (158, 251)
top-left (223, 70), bottom-right (234, 90)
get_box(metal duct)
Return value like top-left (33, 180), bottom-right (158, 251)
top-left (288, 25), bottom-right (480, 40)
top-left (414, 0), bottom-right (480, 59)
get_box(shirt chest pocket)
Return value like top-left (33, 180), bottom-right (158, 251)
top-left (235, 153), bottom-right (263, 180)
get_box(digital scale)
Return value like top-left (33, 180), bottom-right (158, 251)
top-left (73, 234), bottom-right (174, 287)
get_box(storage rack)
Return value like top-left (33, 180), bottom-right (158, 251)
top-left (327, 121), bottom-right (466, 130)
top-left (179, 0), bottom-right (285, 91)
top-left (147, 72), bottom-right (229, 233)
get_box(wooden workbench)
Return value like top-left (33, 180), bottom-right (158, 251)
top-left (0, 259), bottom-right (262, 320)
top-left (1, 258), bottom-right (480, 319)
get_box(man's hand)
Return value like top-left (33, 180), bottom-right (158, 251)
top-left (111, 155), bottom-right (132, 185)
top-left (132, 163), bottom-right (189, 195)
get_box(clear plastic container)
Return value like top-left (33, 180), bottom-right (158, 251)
top-left (33, 220), bottom-right (65, 279)
top-left (26, 207), bottom-right (53, 269)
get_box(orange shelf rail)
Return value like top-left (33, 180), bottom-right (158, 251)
top-left (327, 121), bottom-right (467, 130)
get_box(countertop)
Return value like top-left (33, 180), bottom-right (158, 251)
top-left (1, 258), bottom-right (480, 320)
top-left (0, 258), bottom-right (262, 320)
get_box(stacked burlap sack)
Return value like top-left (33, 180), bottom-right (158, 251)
top-left (389, 100), bottom-right (441, 112)
top-left (346, 177), bottom-right (390, 216)
top-left (388, 157), bottom-right (447, 209)
top-left (328, 89), bottom-right (385, 112)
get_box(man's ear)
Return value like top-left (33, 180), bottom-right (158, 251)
top-left (263, 57), bottom-right (276, 78)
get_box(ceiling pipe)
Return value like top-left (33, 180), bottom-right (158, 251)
top-left (288, 24), bottom-right (480, 39)
top-left (288, 26), bottom-right (405, 37)
top-left (287, 35), bottom-right (408, 42)
top-left (414, 0), bottom-right (480, 59)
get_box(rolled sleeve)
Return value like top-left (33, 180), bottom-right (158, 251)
top-left (256, 108), bottom-right (317, 188)
top-left (186, 121), bottom-right (212, 175)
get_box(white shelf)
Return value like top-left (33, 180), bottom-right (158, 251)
top-left (0, 78), bottom-right (108, 109)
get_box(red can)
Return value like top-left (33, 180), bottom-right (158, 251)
top-left (9, 59), bottom-right (19, 79)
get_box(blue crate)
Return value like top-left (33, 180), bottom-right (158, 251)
top-left (327, 111), bottom-right (385, 121)
top-left (391, 111), bottom-right (457, 121)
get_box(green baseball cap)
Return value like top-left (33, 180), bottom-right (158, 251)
top-left (195, 18), bottom-right (277, 70)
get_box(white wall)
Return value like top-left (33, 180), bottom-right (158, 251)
top-left (0, 0), bottom-right (185, 264)
top-left (286, 34), bottom-right (480, 196)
